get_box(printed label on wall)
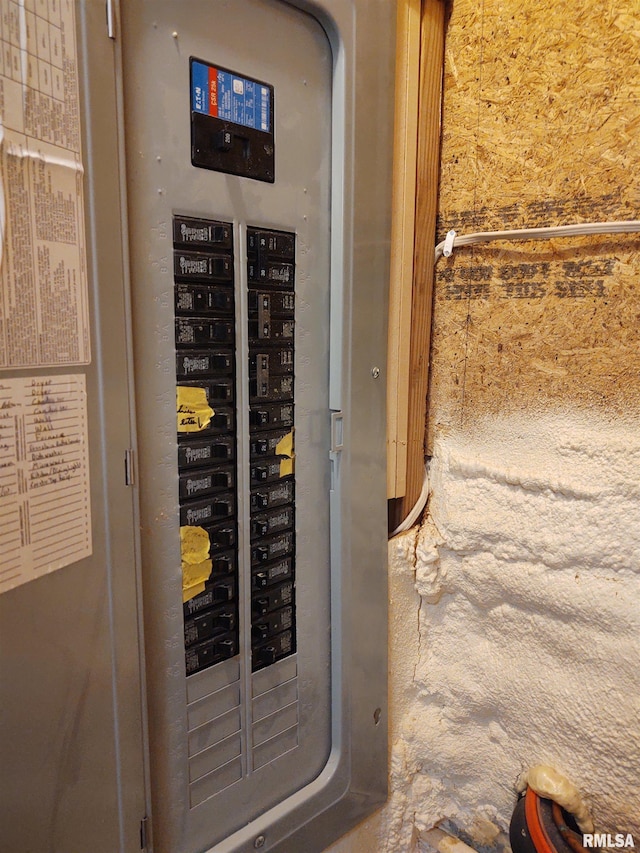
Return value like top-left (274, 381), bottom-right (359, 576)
top-left (0, 0), bottom-right (90, 368)
top-left (0, 374), bottom-right (92, 593)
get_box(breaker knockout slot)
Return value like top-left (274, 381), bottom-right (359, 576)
top-left (247, 227), bottom-right (296, 671)
top-left (173, 216), bottom-right (239, 676)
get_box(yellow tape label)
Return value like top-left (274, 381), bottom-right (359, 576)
top-left (182, 558), bottom-right (213, 603)
top-left (275, 430), bottom-right (294, 458)
top-left (279, 456), bottom-right (295, 477)
top-left (275, 430), bottom-right (295, 476)
top-left (183, 580), bottom-right (207, 603)
top-left (177, 386), bottom-right (214, 432)
top-left (180, 525), bottom-right (211, 564)
top-left (180, 526), bottom-right (212, 602)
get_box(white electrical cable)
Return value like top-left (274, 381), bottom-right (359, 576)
top-left (390, 464), bottom-right (430, 537)
top-left (435, 219), bottom-right (640, 262)
top-left (391, 218), bottom-right (640, 538)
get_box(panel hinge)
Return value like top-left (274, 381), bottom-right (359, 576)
top-left (106, 0), bottom-right (116, 39)
top-left (124, 449), bottom-right (135, 486)
top-left (140, 816), bottom-right (149, 850)
top-left (330, 411), bottom-right (344, 453)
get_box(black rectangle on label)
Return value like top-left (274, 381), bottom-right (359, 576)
top-left (175, 284), bottom-right (233, 316)
top-left (174, 250), bottom-right (233, 281)
top-left (179, 492), bottom-right (235, 526)
top-left (176, 350), bottom-right (233, 378)
top-left (250, 505), bottom-right (294, 540)
top-left (250, 478), bottom-right (294, 512)
top-left (251, 580), bottom-right (294, 617)
top-left (247, 260), bottom-right (294, 289)
top-left (173, 216), bottom-right (233, 250)
top-left (249, 402), bottom-right (294, 431)
top-left (178, 436), bottom-right (235, 468)
top-left (247, 229), bottom-right (295, 261)
top-left (252, 605), bottom-right (294, 642)
top-left (175, 317), bottom-right (234, 347)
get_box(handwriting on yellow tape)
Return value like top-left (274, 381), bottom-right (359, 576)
top-left (177, 386), bottom-right (214, 433)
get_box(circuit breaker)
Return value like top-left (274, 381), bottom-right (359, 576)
top-left (119, 1), bottom-right (395, 851)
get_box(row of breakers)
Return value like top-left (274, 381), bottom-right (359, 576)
top-left (173, 216), bottom-right (297, 677)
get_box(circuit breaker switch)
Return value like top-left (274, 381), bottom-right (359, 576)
top-left (251, 410), bottom-right (270, 427)
top-left (252, 623), bottom-right (269, 642)
top-left (211, 554), bottom-right (235, 574)
top-left (212, 582), bottom-right (234, 602)
top-left (216, 638), bottom-right (236, 658)
top-left (214, 130), bottom-right (233, 151)
top-left (258, 645), bottom-right (277, 666)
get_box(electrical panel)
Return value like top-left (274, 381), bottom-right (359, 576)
top-left (0, 1), bottom-right (393, 851)
top-left (119, 0), bottom-right (394, 849)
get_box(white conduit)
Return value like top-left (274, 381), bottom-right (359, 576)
top-left (435, 220), bottom-right (640, 263)
top-left (391, 219), bottom-right (640, 539)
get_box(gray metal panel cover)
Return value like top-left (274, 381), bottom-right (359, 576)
top-left (120, 0), bottom-right (393, 850)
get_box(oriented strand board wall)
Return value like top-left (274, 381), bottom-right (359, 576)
top-left (428, 2), bottom-right (640, 447)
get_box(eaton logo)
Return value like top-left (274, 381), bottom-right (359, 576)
top-left (583, 835), bottom-right (636, 849)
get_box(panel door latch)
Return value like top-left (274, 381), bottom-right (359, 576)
top-left (330, 411), bottom-right (344, 453)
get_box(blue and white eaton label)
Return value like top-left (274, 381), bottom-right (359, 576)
top-left (191, 61), bottom-right (209, 114)
top-left (191, 60), bottom-right (271, 133)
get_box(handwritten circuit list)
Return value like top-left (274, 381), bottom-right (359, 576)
top-left (0, 374), bottom-right (91, 592)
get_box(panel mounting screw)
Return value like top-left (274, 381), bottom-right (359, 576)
top-left (371, 367), bottom-right (380, 379)
top-left (254, 836), bottom-right (266, 849)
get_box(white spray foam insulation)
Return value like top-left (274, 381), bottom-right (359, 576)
top-left (323, 412), bottom-right (640, 852)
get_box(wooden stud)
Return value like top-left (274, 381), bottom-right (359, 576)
top-left (387, 0), bottom-right (422, 499)
top-left (389, 0), bottom-right (447, 528)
